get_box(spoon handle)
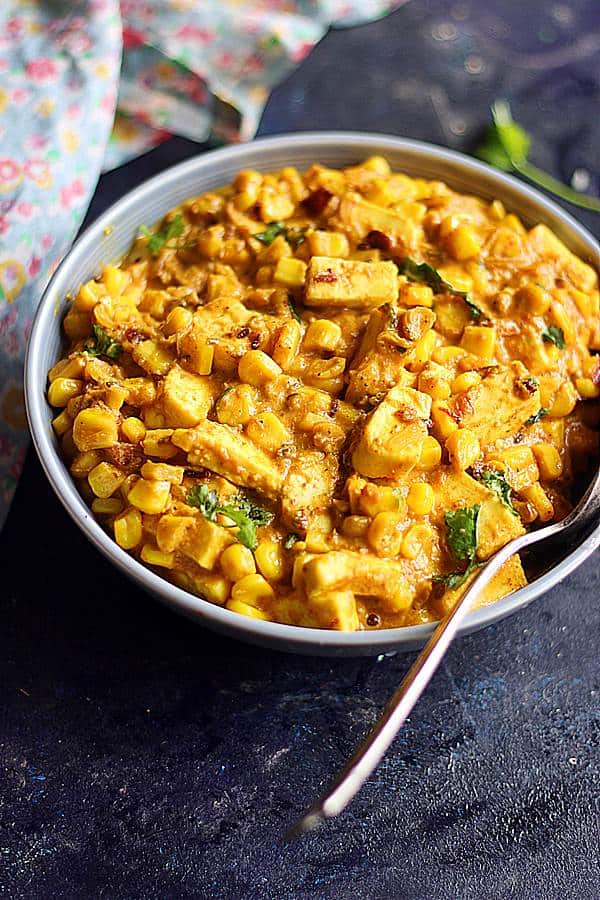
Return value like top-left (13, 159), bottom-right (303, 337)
top-left (287, 527), bottom-right (551, 837)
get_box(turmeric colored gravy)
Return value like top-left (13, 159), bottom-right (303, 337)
top-left (47, 157), bottom-right (600, 630)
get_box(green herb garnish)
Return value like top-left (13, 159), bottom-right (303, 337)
top-left (287, 293), bottom-right (302, 322)
top-left (398, 257), bottom-right (484, 320)
top-left (255, 221), bottom-right (308, 248)
top-left (542, 325), bottom-right (565, 349)
top-left (476, 469), bottom-right (518, 516)
top-left (475, 101), bottom-right (600, 212)
top-left (284, 533), bottom-right (300, 550)
top-left (83, 324), bottom-right (122, 359)
top-left (186, 483), bottom-right (219, 521)
top-left (140, 213), bottom-right (187, 255)
top-left (435, 504), bottom-right (481, 589)
top-left (186, 487), bottom-right (273, 551)
top-left (525, 407), bottom-right (548, 426)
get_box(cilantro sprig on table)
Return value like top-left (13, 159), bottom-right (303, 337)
top-left (186, 484), bottom-right (273, 551)
top-left (398, 258), bottom-right (484, 321)
top-left (475, 101), bottom-right (600, 213)
top-left (83, 324), bottom-right (122, 359)
top-left (435, 505), bottom-right (482, 590)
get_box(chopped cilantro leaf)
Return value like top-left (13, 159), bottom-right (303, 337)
top-left (398, 257), bottom-right (483, 320)
top-left (465, 297), bottom-right (485, 320)
top-left (542, 325), bottom-right (565, 349)
top-left (287, 293), bottom-right (302, 322)
top-left (255, 221), bottom-right (308, 249)
top-left (435, 504), bottom-right (482, 589)
top-left (525, 407), bottom-right (548, 426)
top-left (186, 484), bottom-right (219, 520)
top-left (186, 487), bottom-right (273, 551)
top-left (284, 533), bottom-right (300, 550)
top-left (476, 468), bottom-right (518, 516)
top-left (83, 324), bottom-right (122, 359)
top-left (254, 221), bottom-right (286, 245)
top-left (140, 213), bottom-right (186, 255)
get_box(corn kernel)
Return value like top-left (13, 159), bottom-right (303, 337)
top-left (191, 341), bottom-right (215, 376)
top-left (216, 384), bottom-right (257, 426)
top-left (521, 483), bottom-right (554, 522)
top-left (432, 345), bottom-right (466, 365)
top-left (140, 461), bottom-right (184, 484)
top-left (533, 443), bottom-right (563, 481)
top-left (431, 401), bottom-right (458, 440)
top-left (401, 283), bottom-right (434, 308)
top-left (446, 224), bottom-right (482, 260)
top-left (418, 435), bottom-right (443, 469)
top-left (254, 540), bottom-right (285, 581)
top-left (503, 213), bottom-right (526, 234)
top-left (246, 412), bottom-right (290, 452)
top-left (307, 230), bottom-right (349, 258)
top-left (73, 407), bottom-right (119, 450)
top-left (74, 280), bottom-right (106, 311)
top-left (143, 429), bottom-right (177, 460)
top-left (401, 524), bottom-right (434, 560)
top-left (273, 257), bottom-right (307, 288)
top-left (358, 484), bottom-right (405, 517)
top-left (407, 482), bottom-right (435, 515)
top-left (195, 573), bottom-right (232, 606)
top-left (238, 349), bottom-right (282, 386)
top-left (341, 516), bottom-right (370, 538)
top-left (367, 511), bottom-right (405, 558)
top-left (114, 507), bottom-right (143, 549)
top-left (496, 446), bottom-right (539, 490)
top-left (452, 370), bottom-right (481, 394)
top-left (363, 155), bottom-right (391, 174)
top-left (445, 428), bottom-right (481, 471)
top-left (231, 573), bottom-right (275, 608)
top-left (48, 377), bottom-right (83, 408)
top-left (418, 363), bottom-right (452, 400)
top-left (52, 410), bottom-right (72, 436)
top-left (132, 339), bottom-right (175, 375)
top-left (70, 450), bottom-right (102, 478)
top-left (142, 406), bottom-right (166, 429)
top-left (141, 543), bottom-right (175, 569)
top-left (437, 266), bottom-right (473, 293)
top-left (541, 417), bottom-right (565, 446)
top-left (549, 301), bottom-right (575, 346)
top-left (409, 329), bottom-right (438, 369)
top-left (88, 461), bottom-right (125, 498)
top-left (515, 283), bottom-right (551, 315)
top-left (575, 377), bottom-right (600, 399)
top-left (548, 381), bottom-right (578, 418)
top-left (121, 417), bottom-right (146, 443)
top-left (48, 355), bottom-right (86, 382)
top-left (163, 306), bottom-right (193, 336)
top-left (226, 598), bottom-right (270, 620)
top-left (123, 377), bottom-right (156, 406)
top-left (102, 264), bottom-right (130, 297)
top-left (303, 319), bottom-right (342, 353)
top-left (91, 497), bottom-right (123, 516)
top-left (127, 478), bottom-right (171, 515)
top-left (220, 544), bottom-right (256, 582)
top-left (461, 325), bottom-right (496, 359)
top-left (271, 319), bottom-right (302, 370)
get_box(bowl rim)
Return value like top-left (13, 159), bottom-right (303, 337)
top-left (25, 130), bottom-right (600, 654)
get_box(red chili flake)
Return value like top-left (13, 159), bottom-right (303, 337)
top-left (302, 187), bottom-right (333, 216)
top-left (103, 443), bottom-right (144, 473)
top-left (358, 230), bottom-right (393, 251)
top-left (123, 327), bottom-right (145, 344)
top-left (314, 268), bottom-right (337, 283)
top-left (328, 397), bottom-right (340, 418)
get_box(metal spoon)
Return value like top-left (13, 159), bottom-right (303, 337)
top-left (288, 463), bottom-right (600, 837)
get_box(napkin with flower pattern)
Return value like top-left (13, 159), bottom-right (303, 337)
top-left (0, 0), bottom-right (404, 528)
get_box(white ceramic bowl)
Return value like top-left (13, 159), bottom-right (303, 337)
top-left (25, 132), bottom-right (600, 656)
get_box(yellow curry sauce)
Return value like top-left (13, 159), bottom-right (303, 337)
top-left (47, 157), bottom-right (600, 630)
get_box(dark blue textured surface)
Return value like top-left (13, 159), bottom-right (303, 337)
top-left (2, 2), bottom-right (599, 897)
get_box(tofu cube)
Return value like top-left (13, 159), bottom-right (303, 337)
top-left (305, 256), bottom-right (399, 308)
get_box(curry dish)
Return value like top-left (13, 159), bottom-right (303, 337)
top-left (47, 157), bottom-right (600, 630)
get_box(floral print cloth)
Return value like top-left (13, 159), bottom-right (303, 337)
top-left (0, 0), bottom-right (404, 529)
